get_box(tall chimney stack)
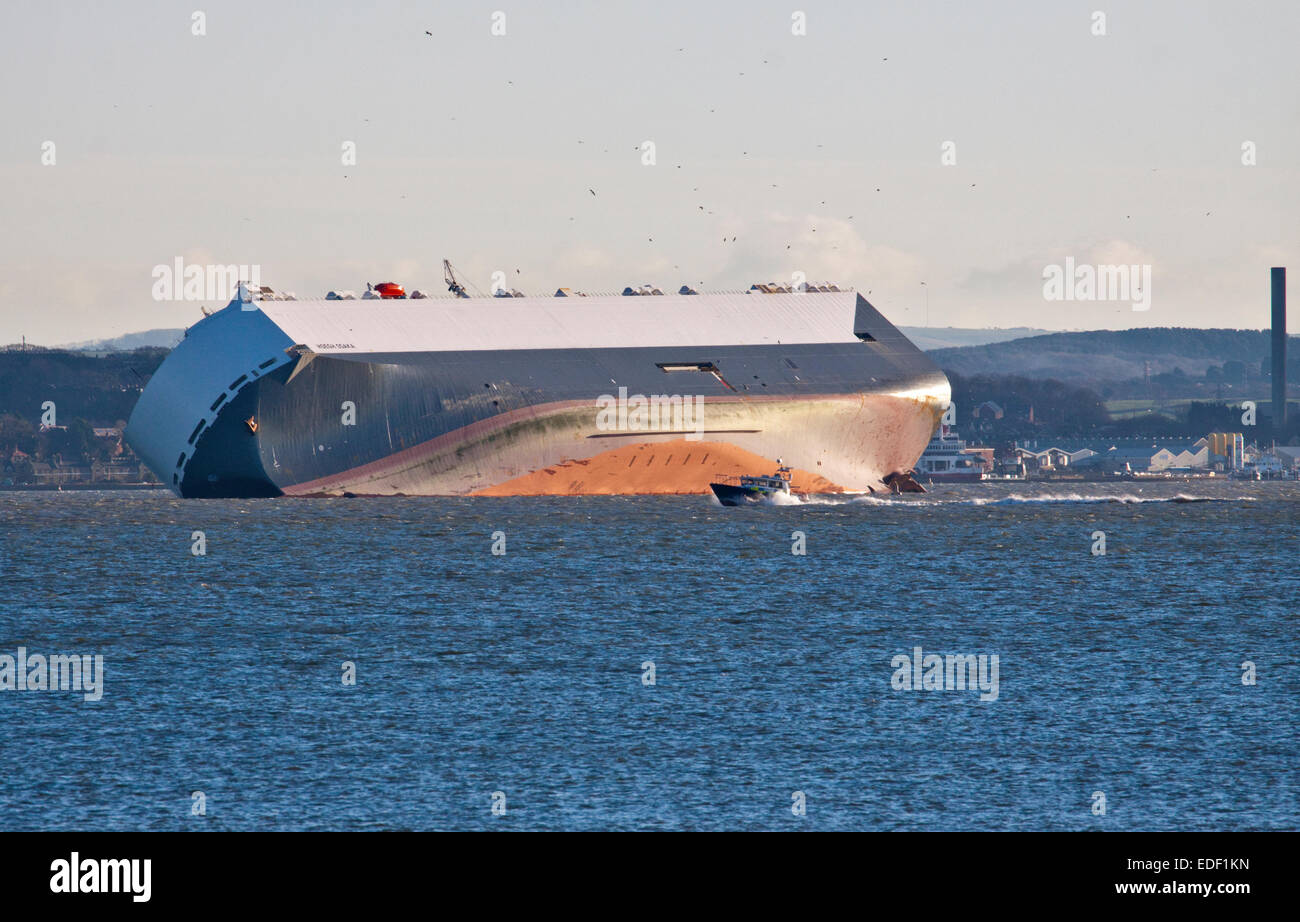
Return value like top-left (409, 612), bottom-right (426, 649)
top-left (1272, 267), bottom-right (1287, 431)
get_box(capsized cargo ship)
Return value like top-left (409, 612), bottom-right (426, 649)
top-left (126, 280), bottom-right (950, 498)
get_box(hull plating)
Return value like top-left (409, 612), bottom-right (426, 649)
top-left (126, 293), bottom-right (950, 498)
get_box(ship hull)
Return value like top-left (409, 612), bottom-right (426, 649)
top-left (126, 291), bottom-right (950, 497)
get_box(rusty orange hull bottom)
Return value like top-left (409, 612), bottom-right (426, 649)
top-left (472, 440), bottom-right (844, 496)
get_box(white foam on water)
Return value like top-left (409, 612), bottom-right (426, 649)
top-left (837, 491), bottom-right (1260, 508)
top-left (969, 492), bottom-right (1253, 506)
top-left (790, 492), bottom-right (856, 505)
top-left (765, 490), bottom-right (804, 506)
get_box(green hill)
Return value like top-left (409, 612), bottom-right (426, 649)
top-left (0, 348), bottom-right (168, 425)
top-left (931, 328), bottom-right (1297, 388)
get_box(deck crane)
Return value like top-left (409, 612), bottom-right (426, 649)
top-left (443, 259), bottom-right (471, 298)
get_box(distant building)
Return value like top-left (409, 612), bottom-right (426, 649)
top-left (1271, 446), bottom-right (1300, 470)
top-left (1091, 446), bottom-right (1161, 473)
top-left (993, 457), bottom-right (1026, 478)
top-left (1206, 432), bottom-right (1245, 470)
top-left (972, 401), bottom-right (1004, 420)
top-left (1157, 442), bottom-right (1209, 471)
top-left (1060, 438), bottom-right (1218, 474)
top-left (1013, 444), bottom-right (1096, 470)
top-left (964, 445), bottom-right (995, 472)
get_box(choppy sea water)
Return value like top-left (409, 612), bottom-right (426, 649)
top-left (0, 481), bottom-right (1296, 831)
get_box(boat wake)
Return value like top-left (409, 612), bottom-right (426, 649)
top-left (743, 492), bottom-right (1257, 507)
top-left (765, 490), bottom-right (804, 506)
top-left (958, 493), bottom-right (1253, 506)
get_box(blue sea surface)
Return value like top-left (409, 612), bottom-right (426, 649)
top-left (1, 481), bottom-right (1296, 830)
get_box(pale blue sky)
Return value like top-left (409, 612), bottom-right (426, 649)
top-left (1, 0), bottom-right (1296, 344)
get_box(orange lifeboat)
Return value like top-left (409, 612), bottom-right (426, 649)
top-left (374, 282), bottom-right (406, 299)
